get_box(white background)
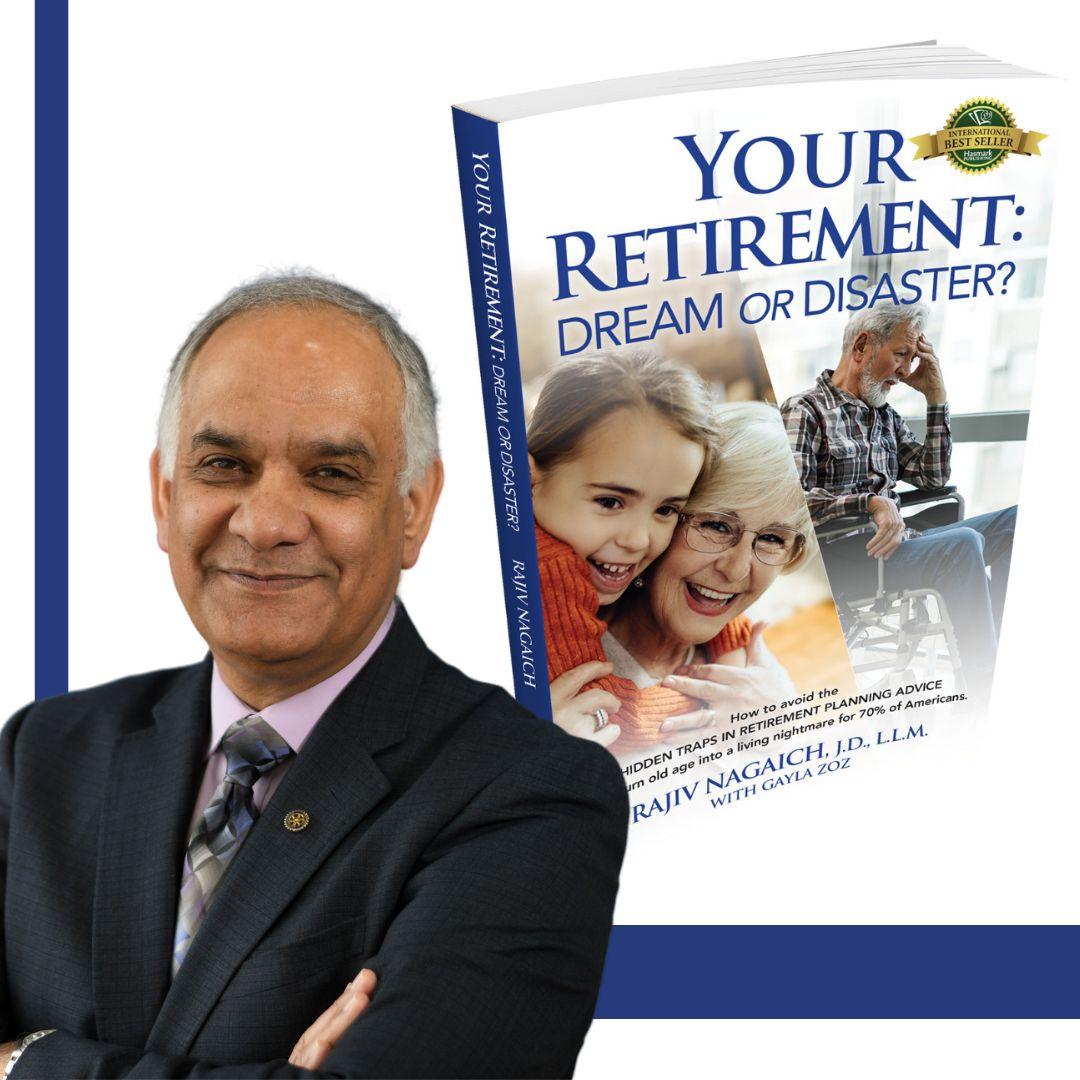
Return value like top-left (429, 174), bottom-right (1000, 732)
top-left (1, 2), bottom-right (1077, 1075)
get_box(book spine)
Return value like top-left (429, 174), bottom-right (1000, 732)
top-left (452, 108), bottom-right (551, 720)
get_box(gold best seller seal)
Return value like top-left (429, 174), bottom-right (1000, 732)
top-left (911, 99), bottom-right (1047, 174)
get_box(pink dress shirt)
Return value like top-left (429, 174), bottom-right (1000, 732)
top-left (184, 601), bottom-right (397, 842)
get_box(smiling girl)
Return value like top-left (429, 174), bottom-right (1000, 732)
top-left (527, 352), bottom-right (752, 749)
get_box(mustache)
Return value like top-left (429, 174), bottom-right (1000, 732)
top-left (217, 568), bottom-right (324, 579)
top-left (210, 557), bottom-right (327, 578)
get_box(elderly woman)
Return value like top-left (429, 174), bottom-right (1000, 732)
top-left (552, 401), bottom-right (817, 753)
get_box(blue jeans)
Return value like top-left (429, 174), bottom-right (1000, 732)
top-left (821, 505), bottom-right (1017, 698)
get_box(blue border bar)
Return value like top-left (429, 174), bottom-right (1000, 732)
top-left (35, 0), bottom-right (69, 700)
top-left (598, 926), bottom-right (1080, 1018)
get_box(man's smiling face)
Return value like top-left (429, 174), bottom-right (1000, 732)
top-left (151, 304), bottom-right (430, 695)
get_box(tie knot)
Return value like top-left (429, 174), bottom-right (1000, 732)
top-left (219, 714), bottom-right (294, 788)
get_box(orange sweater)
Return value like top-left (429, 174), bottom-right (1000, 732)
top-left (536, 525), bottom-right (752, 751)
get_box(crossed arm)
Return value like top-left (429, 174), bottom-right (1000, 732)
top-left (1, 721), bottom-right (628, 1078)
top-left (2, 979), bottom-right (374, 1074)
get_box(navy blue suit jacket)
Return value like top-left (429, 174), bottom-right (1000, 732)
top-left (0, 607), bottom-right (628, 1077)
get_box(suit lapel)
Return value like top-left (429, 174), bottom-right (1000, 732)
top-left (147, 607), bottom-right (431, 1054)
top-left (92, 658), bottom-right (213, 1046)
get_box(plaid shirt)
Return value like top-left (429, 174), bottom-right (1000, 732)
top-left (781, 370), bottom-right (951, 525)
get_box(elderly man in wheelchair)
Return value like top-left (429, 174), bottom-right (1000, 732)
top-left (781, 301), bottom-right (1015, 707)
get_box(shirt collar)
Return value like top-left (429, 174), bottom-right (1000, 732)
top-left (207, 599), bottom-right (398, 759)
top-left (817, 368), bottom-right (868, 410)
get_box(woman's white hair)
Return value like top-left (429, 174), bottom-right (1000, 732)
top-left (685, 400), bottom-right (817, 572)
top-left (841, 300), bottom-right (931, 354)
top-left (156, 272), bottom-right (439, 493)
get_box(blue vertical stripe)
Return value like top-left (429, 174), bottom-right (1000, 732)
top-left (34, 0), bottom-right (69, 699)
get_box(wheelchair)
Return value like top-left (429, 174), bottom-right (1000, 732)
top-left (816, 486), bottom-right (967, 695)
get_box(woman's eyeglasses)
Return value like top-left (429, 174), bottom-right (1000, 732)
top-left (680, 511), bottom-right (805, 566)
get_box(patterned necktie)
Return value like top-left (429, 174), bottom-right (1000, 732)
top-left (172, 713), bottom-right (294, 974)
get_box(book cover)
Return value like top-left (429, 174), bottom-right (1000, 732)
top-left (453, 46), bottom-right (1057, 835)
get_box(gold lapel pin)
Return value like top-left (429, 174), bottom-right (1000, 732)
top-left (283, 809), bottom-right (311, 832)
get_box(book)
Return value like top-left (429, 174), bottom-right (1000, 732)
top-left (452, 43), bottom-right (1056, 818)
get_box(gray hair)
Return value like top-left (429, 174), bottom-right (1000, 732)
top-left (841, 301), bottom-right (931, 354)
top-left (157, 273), bottom-right (439, 492)
top-left (685, 401), bottom-right (817, 573)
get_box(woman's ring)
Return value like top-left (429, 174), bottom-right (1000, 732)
top-left (593, 708), bottom-right (610, 731)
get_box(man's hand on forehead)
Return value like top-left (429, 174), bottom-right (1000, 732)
top-left (902, 334), bottom-right (947, 403)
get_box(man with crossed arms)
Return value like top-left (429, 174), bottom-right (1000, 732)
top-left (0, 274), bottom-right (627, 1077)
